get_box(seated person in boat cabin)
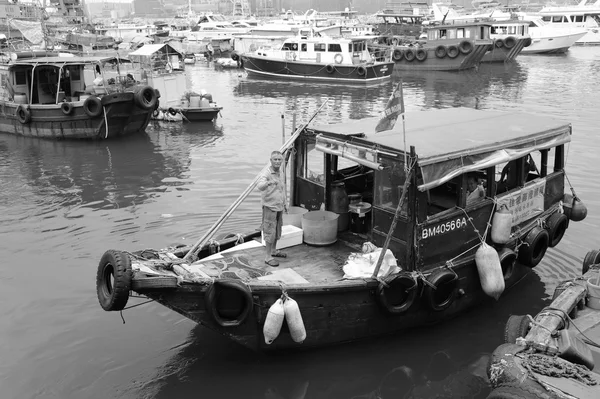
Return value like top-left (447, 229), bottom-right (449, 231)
top-left (497, 155), bottom-right (537, 194)
top-left (466, 174), bottom-right (485, 206)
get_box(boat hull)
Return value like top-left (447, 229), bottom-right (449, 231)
top-left (393, 42), bottom-right (491, 71)
top-left (481, 38), bottom-right (528, 63)
top-left (241, 55), bottom-right (394, 84)
top-left (137, 248), bottom-right (530, 352)
top-left (522, 31), bottom-right (587, 54)
top-left (0, 93), bottom-right (152, 139)
top-left (181, 107), bottom-right (222, 122)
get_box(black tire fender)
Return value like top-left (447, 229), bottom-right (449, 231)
top-left (546, 212), bottom-right (568, 248)
top-left (446, 45), bottom-right (459, 58)
top-left (356, 66), bottom-right (366, 76)
top-left (497, 247), bottom-right (517, 282)
top-left (16, 104), bottom-right (31, 124)
top-left (205, 279), bottom-right (253, 327)
top-left (404, 49), bottom-right (416, 62)
top-left (96, 250), bottom-right (132, 311)
top-left (434, 45), bottom-right (447, 58)
top-left (503, 314), bottom-right (531, 344)
top-left (518, 226), bottom-right (549, 267)
top-left (523, 37), bottom-right (532, 47)
top-left (168, 107), bottom-right (178, 116)
top-left (415, 48), bottom-right (427, 61)
top-left (134, 85), bottom-right (158, 110)
top-left (495, 39), bottom-right (505, 48)
top-left (458, 40), bottom-right (473, 54)
top-left (504, 36), bottom-right (517, 49)
top-left (423, 268), bottom-right (459, 311)
top-left (376, 272), bottom-right (418, 314)
top-left (325, 64), bottom-right (335, 74)
top-left (83, 96), bottom-right (102, 118)
top-left (231, 51), bottom-right (239, 61)
top-left (582, 249), bottom-right (600, 275)
top-left (392, 49), bottom-right (403, 61)
top-left (61, 102), bottom-right (74, 115)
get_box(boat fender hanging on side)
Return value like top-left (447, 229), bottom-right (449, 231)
top-left (325, 64), bottom-right (335, 74)
top-left (376, 272), bottom-right (418, 314)
top-left (205, 279), bottom-right (253, 328)
top-left (518, 226), bottom-right (549, 267)
top-left (475, 243), bottom-right (505, 300)
top-left (403, 49), bottom-right (416, 62)
top-left (546, 212), bottom-right (569, 248)
top-left (263, 298), bottom-right (285, 344)
top-left (415, 48), bottom-right (427, 62)
top-left (283, 294), bottom-right (306, 343)
top-left (494, 39), bottom-right (505, 48)
top-left (434, 45), bottom-right (447, 58)
top-left (356, 66), bottom-right (366, 76)
top-left (504, 36), bottom-right (516, 49)
top-left (16, 104), bottom-right (31, 124)
top-left (61, 102), bottom-right (74, 115)
top-left (563, 193), bottom-right (587, 222)
top-left (497, 247), bottom-right (517, 282)
top-left (491, 203), bottom-right (512, 244)
top-left (458, 40), bottom-right (473, 54)
top-left (446, 45), bottom-right (459, 59)
top-left (96, 249), bottom-right (132, 311)
top-left (423, 268), bottom-right (459, 312)
top-left (134, 85), bottom-right (158, 110)
top-left (392, 49), bottom-right (403, 61)
top-left (83, 96), bottom-right (102, 118)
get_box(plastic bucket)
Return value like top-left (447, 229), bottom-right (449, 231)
top-left (302, 211), bottom-right (339, 246)
top-left (283, 206), bottom-right (308, 228)
top-left (587, 278), bottom-right (600, 310)
top-left (349, 202), bottom-right (372, 234)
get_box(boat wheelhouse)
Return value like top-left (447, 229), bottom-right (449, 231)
top-left (96, 107), bottom-right (585, 352)
top-left (482, 20), bottom-right (531, 62)
top-left (240, 34), bottom-right (394, 84)
top-left (388, 21), bottom-right (493, 71)
top-left (0, 52), bottom-right (157, 139)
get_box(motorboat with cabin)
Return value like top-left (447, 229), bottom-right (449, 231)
top-left (240, 33), bottom-right (394, 84)
top-left (520, 17), bottom-right (588, 54)
top-left (0, 51), bottom-right (157, 139)
top-left (95, 106), bottom-right (585, 352)
top-left (537, 0), bottom-right (600, 45)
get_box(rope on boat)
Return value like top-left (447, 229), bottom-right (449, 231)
top-left (523, 353), bottom-right (597, 386)
top-left (119, 299), bottom-right (155, 324)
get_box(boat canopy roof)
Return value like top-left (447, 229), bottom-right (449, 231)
top-left (11, 55), bottom-right (119, 66)
top-left (311, 108), bottom-right (572, 191)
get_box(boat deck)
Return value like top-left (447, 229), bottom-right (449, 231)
top-left (183, 231), bottom-right (369, 285)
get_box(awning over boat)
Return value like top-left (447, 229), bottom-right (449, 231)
top-left (311, 108), bottom-right (572, 191)
top-left (128, 43), bottom-right (183, 61)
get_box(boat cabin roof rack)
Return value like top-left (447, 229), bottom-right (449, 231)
top-left (309, 108), bottom-right (572, 191)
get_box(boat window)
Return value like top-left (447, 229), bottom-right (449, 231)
top-left (447, 29), bottom-right (456, 39)
top-left (457, 28), bottom-right (464, 38)
top-left (439, 29), bottom-right (448, 39)
top-left (314, 43), bottom-right (326, 52)
top-left (15, 70), bottom-right (27, 85)
top-left (542, 16), bottom-right (551, 22)
top-left (374, 159), bottom-right (407, 215)
top-left (426, 176), bottom-right (460, 214)
top-left (495, 154), bottom-right (542, 194)
top-left (301, 43), bottom-right (307, 51)
top-left (574, 15), bottom-right (583, 23)
top-left (328, 43), bottom-right (342, 52)
top-left (552, 16), bottom-right (563, 23)
top-left (302, 141), bottom-right (325, 185)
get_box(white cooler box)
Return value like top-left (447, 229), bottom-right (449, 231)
top-left (262, 225), bottom-right (303, 249)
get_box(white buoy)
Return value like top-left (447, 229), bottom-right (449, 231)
top-left (491, 204), bottom-right (512, 244)
top-left (283, 295), bottom-right (306, 343)
top-left (475, 243), bottom-right (505, 300)
top-left (263, 298), bottom-right (285, 344)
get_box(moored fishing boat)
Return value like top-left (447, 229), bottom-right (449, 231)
top-left (481, 20), bottom-right (531, 63)
top-left (487, 249), bottom-right (600, 398)
top-left (241, 33), bottom-right (394, 84)
top-left (385, 21), bottom-right (493, 71)
top-left (0, 52), bottom-right (157, 140)
top-left (96, 104), bottom-right (585, 352)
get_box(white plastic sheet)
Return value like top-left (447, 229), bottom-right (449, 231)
top-left (342, 244), bottom-right (399, 279)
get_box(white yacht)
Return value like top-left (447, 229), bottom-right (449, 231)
top-left (520, 16), bottom-right (588, 54)
top-left (537, 0), bottom-right (600, 44)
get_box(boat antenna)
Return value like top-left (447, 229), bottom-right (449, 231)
top-left (442, 10), bottom-right (449, 24)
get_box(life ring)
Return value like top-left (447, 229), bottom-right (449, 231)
top-left (325, 64), bottom-right (335, 74)
top-left (403, 48), bottom-right (416, 62)
top-left (504, 36), bottom-right (517, 49)
top-left (60, 102), bottom-right (73, 115)
top-left (523, 37), bottom-right (532, 47)
top-left (446, 45), bottom-right (459, 58)
top-left (494, 39), bottom-right (505, 48)
top-left (96, 249), bottom-right (132, 311)
top-left (134, 85), bottom-right (158, 110)
top-left (518, 226), bottom-right (549, 267)
top-left (497, 247), bottom-right (517, 282)
top-left (83, 96), bottom-right (102, 118)
top-left (546, 212), bottom-right (568, 248)
top-left (376, 272), bottom-right (418, 314)
top-left (168, 107), bottom-right (178, 116)
top-left (582, 249), bottom-right (600, 275)
top-left (15, 104), bottom-right (31, 124)
top-left (231, 51), bottom-right (239, 61)
top-left (334, 53), bottom-right (343, 64)
top-left (434, 45), bottom-right (447, 58)
top-left (392, 49), bottom-right (403, 61)
top-left (423, 268), bottom-right (459, 311)
top-left (458, 40), bottom-right (473, 54)
top-left (503, 314), bottom-right (531, 344)
top-left (415, 48), bottom-right (427, 61)
top-left (356, 66), bottom-right (366, 76)
top-left (205, 279), bottom-right (253, 327)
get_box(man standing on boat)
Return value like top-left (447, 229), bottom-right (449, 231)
top-left (257, 151), bottom-right (288, 267)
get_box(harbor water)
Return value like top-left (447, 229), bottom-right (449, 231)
top-left (1, 47), bottom-right (600, 399)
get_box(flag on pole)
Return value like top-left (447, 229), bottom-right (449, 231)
top-left (374, 81), bottom-right (405, 133)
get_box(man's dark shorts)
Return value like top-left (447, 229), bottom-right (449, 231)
top-left (262, 206), bottom-right (282, 243)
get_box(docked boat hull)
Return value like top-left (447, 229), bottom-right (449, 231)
top-left (1, 93), bottom-right (152, 139)
top-left (241, 55), bottom-right (394, 84)
top-left (522, 31), bottom-right (588, 54)
top-left (181, 107), bottom-right (222, 122)
top-left (482, 38), bottom-right (528, 62)
top-left (392, 42), bottom-right (491, 71)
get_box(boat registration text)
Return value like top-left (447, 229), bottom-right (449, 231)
top-left (421, 217), bottom-right (468, 239)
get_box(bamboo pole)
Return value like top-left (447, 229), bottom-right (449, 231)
top-left (182, 100), bottom-right (329, 263)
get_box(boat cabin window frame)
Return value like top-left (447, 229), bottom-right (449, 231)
top-left (314, 43), bottom-right (326, 52)
top-left (328, 43), bottom-right (342, 52)
top-left (373, 155), bottom-right (408, 217)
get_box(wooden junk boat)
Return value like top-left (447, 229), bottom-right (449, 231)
top-left (0, 52), bottom-right (158, 139)
top-left (96, 107), bottom-right (586, 352)
top-left (487, 249), bottom-right (600, 399)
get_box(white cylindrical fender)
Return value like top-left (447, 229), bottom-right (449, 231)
top-left (283, 296), bottom-right (306, 343)
top-left (475, 243), bottom-right (505, 300)
top-left (263, 298), bottom-right (285, 344)
top-left (491, 204), bottom-right (512, 244)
